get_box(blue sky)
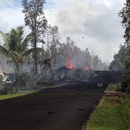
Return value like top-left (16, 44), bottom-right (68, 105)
top-left (0, 0), bottom-right (126, 63)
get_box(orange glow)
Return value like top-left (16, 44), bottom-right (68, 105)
top-left (66, 79), bottom-right (71, 82)
top-left (66, 56), bottom-right (77, 71)
top-left (66, 56), bottom-right (73, 69)
top-left (84, 67), bottom-right (90, 70)
top-left (3, 69), bottom-right (8, 74)
top-left (72, 67), bottom-right (76, 71)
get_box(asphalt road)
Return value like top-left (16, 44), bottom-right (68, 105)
top-left (0, 83), bottom-right (107, 130)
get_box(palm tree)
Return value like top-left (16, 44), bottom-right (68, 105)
top-left (39, 58), bottom-right (51, 82)
top-left (0, 26), bottom-right (44, 88)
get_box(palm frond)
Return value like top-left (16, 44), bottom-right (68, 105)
top-left (0, 26), bottom-right (42, 68)
top-left (17, 26), bottom-right (24, 45)
top-left (8, 51), bottom-right (20, 58)
top-left (0, 31), bottom-right (9, 47)
top-left (17, 26), bottom-right (24, 32)
top-left (19, 31), bottom-right (32, 53)
top-left (0, 45), bottom-right (9, 55)
top-left (8, 29), bottom-right (18, 51)
top-left (0, 31), bottom-right (8, 40)
top-left (8, 51), bottom-right (21, 61)
top-left (39, 59), bottom-right (51, 67)
top-left (8, 51), bottom-right (22, 65)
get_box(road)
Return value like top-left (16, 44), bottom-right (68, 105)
top-left (0, 83), bottom-right (107, 130)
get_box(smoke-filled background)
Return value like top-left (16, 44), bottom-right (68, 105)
top-left (45, 0), bottom-right (125, 63)
top-left (0, 0), bottom-right (125, 64)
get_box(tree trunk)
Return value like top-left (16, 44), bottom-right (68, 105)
top-left (15, 66), bottom-right (19, 92)
top-left (34, 16), bottom-right (37, 74)
top-left (34, 36), bottom-right (37, 74)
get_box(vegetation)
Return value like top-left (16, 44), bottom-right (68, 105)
top-left (120, 95), bottom-right (130, 129)
top-left (0, 0), bottom-right (108, 90)
top-left (105, 84), bottom-right (118, 92)
top-left (109, 45), bottom-right (127, 71)
top-left (22, 0), bottom-right (47, 74)
top-left (118, 0), bottom-right (130, 93)
top-left (110, 0), bottom-right (130, 93)
top-left (43, 34), bottom-right (108, 71)
top-left (119, 1), bottom-right (130, 59)
top-left (0, 90), bottom-right (36, 101)
top-left (0, 26), bottom-right (44, 88)
top-left (85, 84), bottom-right (130, 130)
top-left (86, 97), bottom-right (125, 130)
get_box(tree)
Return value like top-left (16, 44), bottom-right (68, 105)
top-left (119, 0), bottom-right (130, 92)
top-left (39, 58), bottom-right (51, 82)
top-left (0, 26), bottom-right (44, 88)
top-left (22, 0), bottom-right (47, 74)
top-left (109, 45), bottom-right (127, 71)
top-left (119, 1), bottom-right (130, 60)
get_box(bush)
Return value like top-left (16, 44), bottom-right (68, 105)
top-left (18, 73), bottom-right (39, 88)
top-left (0, 87), bottom-right (15, 95)
top-left (121, 79), bottom-right (130, 93)
top-left (126, 84), bottom-right (130, 93)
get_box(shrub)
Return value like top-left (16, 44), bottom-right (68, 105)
top-left (0, 87), bottom-right (15, 95)
top-left (121, 79), bottom-right (130, 93)
top-left (18, 73), bottom-right (39, 88)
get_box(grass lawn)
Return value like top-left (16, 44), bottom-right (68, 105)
top-left (105, 84), bottom-right (118, 92)
top-left (0, 90), bottom-right (37, 101)
top-left (85, 84), bottom-right (130, 130)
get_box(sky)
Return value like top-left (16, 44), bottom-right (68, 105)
top-left (0, 0), bottom-right (126, 64)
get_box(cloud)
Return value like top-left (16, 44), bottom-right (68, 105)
top-left (47, 0), bottom-right (125, 63)
top-left (0, 0), bottom-right (18, 7)
top-left (0, 6), bottom-right (28, 44)
top-left (0, 7), bottom-right (24, 32)
top-left (0, 0), bottom-right (126, 63)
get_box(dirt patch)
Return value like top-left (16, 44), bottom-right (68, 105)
top-left (98, 98), bottom-right (104, 107)
top-left (105, 92), bottom-right (126, 97)
top-left (0, 83), bottom-right (107, 130)
top-left (113, 97), bottom-right (121, 106)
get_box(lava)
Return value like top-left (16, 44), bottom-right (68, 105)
top-left (66, 79), bottom-right (71, 82)
top-left (66, 56), bottom-right (73, 69)
top-left (3, 69), bottom-right (8, 74)
top-left (84, 67), bottom-right (90, 70)
top-left (66, 56), bottom-right (76, 71)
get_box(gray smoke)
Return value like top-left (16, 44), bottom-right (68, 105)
top-left (53, 0), bottom-right (125, 63)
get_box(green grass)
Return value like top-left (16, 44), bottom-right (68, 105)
top-left (85, 84), bottom-right (130, 130)
top-left (120, 95), bottom-right (130, 129)
top-left (105, 84), bottom-right (118, 92)
top-left (0, 90), bottom-right (36, 101)
top-left (85, 97), bottom-right (128, 130)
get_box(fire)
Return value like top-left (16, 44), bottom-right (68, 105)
top-left (66, 56), bottom-right (76, 71)
top-left (72, 67), bottom-right (76, 71)
top-left (84, 67), bottom-right (90, 70)
top-left (66, 56), bottom-right (73, 69)
top-left (3, 69), bottom-right (8, 74)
